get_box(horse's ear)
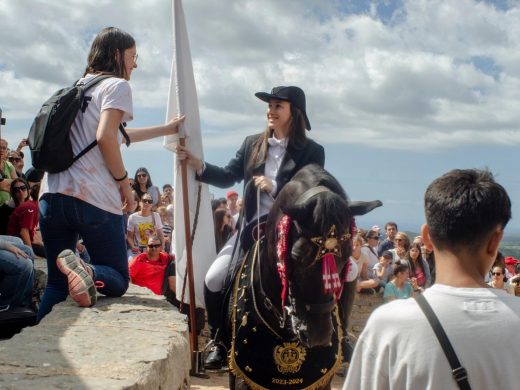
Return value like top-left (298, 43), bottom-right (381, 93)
top-left (349, 200), bottom-right (383, 216)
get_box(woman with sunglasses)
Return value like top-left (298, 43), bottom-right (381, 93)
top-left (176, 86), bottom-right (325, 369)
top-left (389, 231), bottom-right (410, 265)
top-left (127, 194), bottom-right (164, 260)
top-left (36, 27), bottom-right (185, 321)
top-left (487, 265), bottom-right (514, 294)
top-left (6, 178), bottom-right (45, 258)
top-left (132, 167), bottom-right (161, 210)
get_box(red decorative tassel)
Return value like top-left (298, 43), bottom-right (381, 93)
top-left (276, 215), bottom-right (291, 312)
top-left (322, 253), bottom-right (342, 300)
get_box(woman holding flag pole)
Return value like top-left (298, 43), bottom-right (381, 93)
top-left (176, 85), bottom-right (325, 369)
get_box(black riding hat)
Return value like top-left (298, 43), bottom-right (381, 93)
top-left (255, 86), bottom-right (311, 130)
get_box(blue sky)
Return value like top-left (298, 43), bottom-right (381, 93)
top-left (2, 0), bottom-right (520, 233)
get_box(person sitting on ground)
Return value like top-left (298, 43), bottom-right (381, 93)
top-left (372, 251), bottom-right (394, 288)
top-left (356, 230), bottom-right (382, 293)
top-left (127, 193), bottom-right (164, 260)
top-left (0, 236), bottom-right (35, 313)
top-left (487, 265), bottom-right (513, 294)
top-left (129, 235), bottom-right (174, 296)
top-left (6, 179), bottom-right (45, 258)
top-left (401, 242), bottom-right (431, 292)
top-left (389, 231), bottom-right (410, 264)
top-left (132, 167), bottom-right (161, 210)
top-left (377, 221), bottom-right (397, 256)
top-left (383, 264), bottom-right (414, 302)
top-left (344, 168), bottom-right (520, 389)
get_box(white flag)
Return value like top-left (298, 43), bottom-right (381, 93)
top-left (164, 0), bottom-right (216, 308)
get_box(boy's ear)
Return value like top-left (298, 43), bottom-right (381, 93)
top-left (486, 227), bottom-right (503, 258)
top-left (421, 224), bottom-right (433, 251)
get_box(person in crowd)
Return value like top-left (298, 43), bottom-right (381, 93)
top-left (132, 167), bottom-right (161, 210)
top-left (401, 242), bottom-right (431, 291)
top-left (509, 263), bottom-right (520, 296)
top-left (213, 208), bottom-right (233, 254)
top-left (383, 264), bottom-right (414, 302)
top-left (127, 193), bottom-right (164, 260)
top-left (37, 27), bottom-right (185, 321)
top-left (412, 235), bottom-right (423, 245)
top-left (6, 179), bottom-right (45, 257)
top-left (356, 230), bottom-right (381, 293)
top-left (487, 265), bottom-right (513, 294)
top-left (372, 251), bottom-right (393, 288)
top-left (157, 205), bottom-right (173, 254)
top-left (24, 167), bottom-right (44, 188)
top-left (377, 221), bottom-right (398, 256)
top-left (344, 169), bottom-right (519, 389)
top-left (226, 190), bottom-right (239, 216)
top-left (421, 243), bottom-right (436, 284)
top-left (0, 236), bottom-right (35, 312)
top-left (389, 231), bottom-right (410, 264)
top-left (7, 150), bottom-right (25, 179)
top-left (129, 235), bottom-right (174, 296)
top-left (176, 85), bottom-right (324, 369)
top-left (350, 234), bottom-right (368, 281)
top-left (0, 138), bottom-right (17, 207)
top-left (161, 184), bottom-right (174, 206)
top-left (504, 256), bottom-right (519, 279)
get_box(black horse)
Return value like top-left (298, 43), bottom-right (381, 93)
top-left (226, 164), bottom-right (381, 390)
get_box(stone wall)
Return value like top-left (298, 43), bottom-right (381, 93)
top-left (348, 292), bottom-right (384, 342)
top-left (0, 283), bottom-right (192, 390)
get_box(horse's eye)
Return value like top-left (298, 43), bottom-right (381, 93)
top-left (291, 237), bottom-right (314, 267)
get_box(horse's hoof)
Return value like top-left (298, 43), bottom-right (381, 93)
top-left (204, 344), bottom-right (227, 370)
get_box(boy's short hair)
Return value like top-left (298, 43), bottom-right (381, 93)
top-left (381, 250), bottom-right (393, 259)
top-left (424, 169), bottom-right (511, 250)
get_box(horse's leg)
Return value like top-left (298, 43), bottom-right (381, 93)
top-left (338, 279), bottom-right (357, 362)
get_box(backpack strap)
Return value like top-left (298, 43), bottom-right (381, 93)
top-left (73, 75), bottom-right (131, 162)
top-left (414, 294), bottom-right (472, 390)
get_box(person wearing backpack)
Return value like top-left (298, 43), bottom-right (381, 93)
top-left (36, 27), bottom-right (185, 321)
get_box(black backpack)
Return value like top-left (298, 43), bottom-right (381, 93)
top-left (28, 74), bottom-right (130, 173)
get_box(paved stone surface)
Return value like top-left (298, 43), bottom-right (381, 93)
top-left (0, 284), bottom-right (190, 390)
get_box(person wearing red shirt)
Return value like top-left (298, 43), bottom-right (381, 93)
top-left (129, 235), bottom-right (173, 295)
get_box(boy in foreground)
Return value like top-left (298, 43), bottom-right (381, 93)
top-left (343, 169), bottom-right (520, 389)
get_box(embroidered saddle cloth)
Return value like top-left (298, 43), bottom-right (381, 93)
top-left (229, 241), bottom-right (343, 390)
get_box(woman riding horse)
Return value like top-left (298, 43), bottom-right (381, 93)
top-left (176, 86), bottom-right (324, 369)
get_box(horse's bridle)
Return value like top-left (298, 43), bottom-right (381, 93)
top-left (256, 185), bottom-right (353, 335)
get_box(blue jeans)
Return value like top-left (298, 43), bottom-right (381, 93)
top-left (0, 240), bottom-right (34, 308)
top-left (37, 193), bottom-right (129, 321)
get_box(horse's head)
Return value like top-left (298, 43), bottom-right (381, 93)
top-left (265, 165), bottom-right (381, 348)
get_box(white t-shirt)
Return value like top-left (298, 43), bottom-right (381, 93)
top-left (41, 74), bottom-right (133, 215)
top-left (361, 245), bottom-right (379, 278)
top-left (343, 284), bottom-right (520, 390)
top-left (127, 212), bottom-right (163, 247)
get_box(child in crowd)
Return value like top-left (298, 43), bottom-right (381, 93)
top-left (157, 206), bottom-right (173, 254)
top-left (372, 250), bottom-right (393, 288)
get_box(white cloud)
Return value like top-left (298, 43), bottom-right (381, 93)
top-left (1, 0), bottom-right (520, 150)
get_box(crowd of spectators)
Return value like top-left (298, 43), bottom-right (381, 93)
top-left (1, 137), bottom-right (519, 327)
top-left (351, 221), bottom-right (520, 301)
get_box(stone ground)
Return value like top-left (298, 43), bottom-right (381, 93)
top-left (190, 368), bottom-right (347, 389)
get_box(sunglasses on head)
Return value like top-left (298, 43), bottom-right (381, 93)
top-left (141, 198), bottom-right (153, 204)
top-left (147, 244), bottom-right (161, 249)
top-left (137, 173), bottom-right (148, 178)
top-left (13, 185), bottom-right (27, 192)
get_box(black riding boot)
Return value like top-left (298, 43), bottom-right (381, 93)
top-left (338, 279), bottom-right (357, 363)
top-left (204, 284), bottom-right (227, 369)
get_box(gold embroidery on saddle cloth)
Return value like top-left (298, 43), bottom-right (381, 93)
top-left (229, 241), bottom-right (344, 390)
top-left (273, 342), bottom-right (307, 373)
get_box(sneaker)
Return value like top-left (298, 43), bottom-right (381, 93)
top-left (56, 249), bottom-right (97, 307)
